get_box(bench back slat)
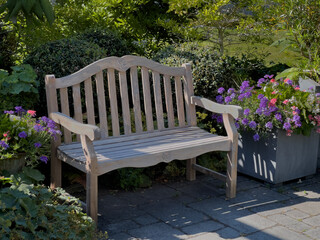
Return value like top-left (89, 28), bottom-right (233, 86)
top-left (130, 66), bottom-right (143, 133)
top-left (46, 56), bottom-right (196, 142)
top-left (175, 76), bottom-right (186, 127)
top-left (153, 71), bottom-right (164, 130)
top-left (72, 83), bottom-right (82, 142)
top-left (119, 71), bottom-right (131, 135)
top-left (60, 87), bottom-right (72, 143)
top-left (84, 78), bottom-right (96, 125)
top-left (95, 71), bottom-right (109, 138)
top-left (163, 74), bottom-right (175, 128)
top-left (107, 69), bottom-right (120, 136)
top-left (141, 67), bottom-right (154, 131)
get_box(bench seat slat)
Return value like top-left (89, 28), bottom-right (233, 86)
top-left (57, 127), bottom-right (231, 175)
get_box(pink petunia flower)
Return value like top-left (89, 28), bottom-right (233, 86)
top-left (294, 87), bottom-right (300, 90)
top-left (270, 79), bottom-right (276, 83)
top-left (269, 98), bottom-right (277, 107)
top-left (283, 99), bottom-right (289, 105)
top-left (271, 91), bottom-right (276, 94)
top-left (27, 110), bottom-right (36, 117)
top-left (286, 129), bottom-right (293, 136)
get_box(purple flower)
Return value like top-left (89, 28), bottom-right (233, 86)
top-left (283, 122), bottom-right (291, 131)
top-left (244, 109), bottom-right (250, 116)
top-left (257, 94), bottom-right (264, 100)
top-left (238, 93), bottom-right (245, 101)
top-left (41, 116), bottom-right (49, 124)
top-left (269, 106), bottom-right (278, 113)
top-left (218, 87), bottom-right (225, 94)
top-left (263, 109), bottom-right (272, 117)
top-left (259, 97), bottom-right (268, 108)
top-left (253, 133), bottom-right (260, 141)
top-left (256, 108), bottom-right (263, 115)
top-left (34, 142), bottom-right (42, 148)
top-left (275, 113), bottom-right (282, 121)
top-left (227, 88), bottom-right (235, 94)
top-left (249, 121), bottom-right (257, 129)
top-left (295, 121), bottom-right (302, 127)
top-left (0, 140), bottom-right (9, 150)
top-left (216, 115), bottom-right (223, 124)
top-left (242, 118), bottom-right (249, 125)
top-left (47, 120), bottom-right (56, 129)
top-left (244, 92), bottom-right (252, 98)
top-left (18, 131), bottom-right (27, 138)
top-left (40, 156), bottom-right (48, 164)
top-left (15, 106), bottom-right (25, 114)
top-left (4, 110), bottom-right (14, 114)
top-left (257, 78), bottom-right (265, 87)
top-left (264, 74), bottom-right (274, 79)
top-left (216, 95), bottom-right (224, 104)
top-left (235, 122), bottom-right (240, 129)
top-left (316, 93), bottom-right (320, 97)
top-left (265, 121), bottom-right (273, 129)
top-left (230, 93), bottom-right (236, 99)
top-left (240, 81), bottom-right (250, 93)
top-left (34, 124), bottom-right (44, 132)
top-left (225, 96), bottom-right (232, 103)
top-left (308, 86), bottom-right (314, 91)
top-left (293, 115), bottom-right (300, 122)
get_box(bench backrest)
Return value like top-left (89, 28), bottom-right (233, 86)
top-left (45, 55), bottom-right (196, 143)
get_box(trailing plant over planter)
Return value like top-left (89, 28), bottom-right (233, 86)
top-left (0, 107), bottom-right (60, 168)
top-left (0, 168), bottom-right (107, 239)
top-left (216, 75), bottom-right (320, 141)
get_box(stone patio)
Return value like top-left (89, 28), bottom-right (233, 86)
top-left (97, 172), bottom-right (320, 240)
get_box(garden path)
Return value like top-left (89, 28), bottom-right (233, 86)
top-left (95, 171), bottom-right (320, 240)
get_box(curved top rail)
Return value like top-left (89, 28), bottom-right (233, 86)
top-left (54, 55), bottom-right (188, 89)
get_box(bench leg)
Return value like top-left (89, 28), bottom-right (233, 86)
top-left (50, 144), bottom-right (61, 189)
top-left (86, 172), bottom-right (98, 223)
top-left (186, 158), bottom-right (196, 181)
top-left (226, 148), bottom-right (237, 198)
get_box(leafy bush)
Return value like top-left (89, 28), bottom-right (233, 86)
top-left (154, 42), bottom-right (269, 101)
top-left (0, 65), bottom-right (39, 112)
top-left (75, 28), bottom-right (130, 57)
top-left (24, 38), bottom-right (108, 115)
top-left (0, 168), bottom-right (107, 240)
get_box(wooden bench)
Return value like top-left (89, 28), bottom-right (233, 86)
top-left (45, 55), bottom-right (242, 222)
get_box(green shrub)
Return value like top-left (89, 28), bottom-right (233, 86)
top-left (75, 28), bottom-right (131, 57)
top-left (24, 38), bottom-right (108, 115)
top-left (154, 42), bottom-right (269, 101)
top-left (0, 64), bottom-right (39, 111)
top-left (0, 168), bottom-right (107, 240)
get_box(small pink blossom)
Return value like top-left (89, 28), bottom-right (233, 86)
top-left (286, 129), bottom-right (293, 136)
top-left (269, 98), bottom-right (277, 107)
top-left (270, 79), bottom-right (276, 83)
top-left (317, 128), bottom-right (320, 133)
top-left (283, 99), bottom-right (289, 105)
top-left (27, 110), bottom-right (36, 117)
top-left (294, 87), bottom-right (300, 90)
top-left (271, 91), bottom-right (276, 94)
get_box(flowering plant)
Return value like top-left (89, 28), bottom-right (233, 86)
top-left (214, 75), bottom-right (320, 141)
top-left (0, 106), bottom-right (61, 167)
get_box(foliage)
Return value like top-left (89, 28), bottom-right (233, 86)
top-left (0, 168), bottom-right (107, 240)
top-left (155, 42), bottom-right (269, 100)
top-left (0, 21), bottom-right (16, 70)
top-left (168, 0), bottom-right (272, 55)
top-left (0, 0), bottom-right (54, 24)
top-left (24, 38), bottom-right (108, 115)
top-left (0, 64), bottom-right (38, 112)
top-left (218, 76), bottom-right (320, 141)
top-left (74, 28), bottom-right (130, 57)
top-left (0, 107), bottom-right (60, 167)
top-left (117, 168), bottom-right (152, 191)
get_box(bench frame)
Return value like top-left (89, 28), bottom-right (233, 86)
top-left (45, 55), bottom-right (242, 222)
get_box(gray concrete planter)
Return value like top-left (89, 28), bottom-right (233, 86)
top-left (238, 130), bottom-right (319, 184)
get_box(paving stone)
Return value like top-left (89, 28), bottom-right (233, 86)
top-left (285, 183), bottom-right (320, 199)
top-left (187, 227), bottom-right (240, 240)
top-left (128, 222), bottom-right (185, 240)
top-left (303, 215), bottom-right (320, 227)
top-left (215, 227), bottom-right (242, 239)
top-left (133, 214), bottom-right (159, 225)
top-left (189, 197), bottom-right (276, 234)
top-left (240, 226), bottom-right (312, 240)
top-left (248, 201), bottom-right (292, 216)
top-left (181, 220), bottom-right (224, 235)
top-left (304, 227), bottom-right (320, 240)
top-left (285, 209), bottom-right (310, 220)
top-left (142, 199), bottom-right (209, 228)
top-left (236, 180), bottom-right (262, 192)
top-left (293, 201), bottom-right (320, 216)
top-left (229, 187), bottom-right (290, 210)
top-left (107, 232), bottom-right (134, 240)
top-left (102, 219), bottom-right (140, 235)
top-left (136, 184), bottom-right (181, 201)
top-left (267, 214), bottom-right (312, 232)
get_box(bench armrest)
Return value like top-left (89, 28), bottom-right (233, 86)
top-left (191, 96), bottom-right (243, 119)
top-left (50, 112), bottom-right (101, 141)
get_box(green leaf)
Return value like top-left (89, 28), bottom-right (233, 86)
top-left (22, 168), bottom-right (45, 182)
top-left (19, 198), bottom-right (38, 218)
